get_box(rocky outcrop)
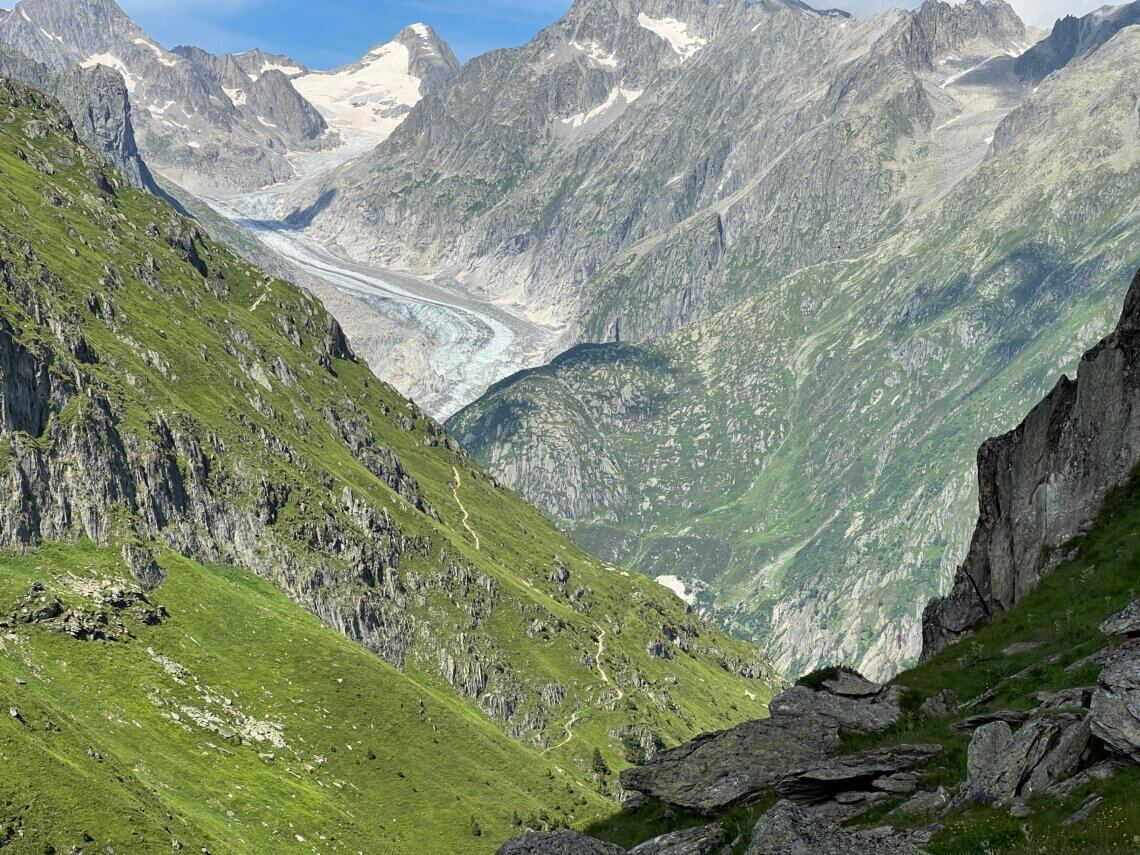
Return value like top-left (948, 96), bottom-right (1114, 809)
top-left (1015, 2), bottom-right (1140, 84)
top-left (618, 668), bottom-right (904, 812)
top-left (922, 269), bottom-right (1140, 659)
top-left (497, 831), bottom-right (625, 855)
top-left (52, 62), bottom-right (158, 193)
top-left (0, 44), bottom-right (157, 193)
top-left (628, 824), bottom-right (726, 855)
top-left (1089, 651), bottom-right (1140, 762)
top-left (745, 800), bottom-right (924, 854)
top-left (776, 743), bottom-right (942, 802)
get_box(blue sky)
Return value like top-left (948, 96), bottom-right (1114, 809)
top-left (118, 0), bottom-right (574, 68)
top-left (116, 0), bottom-right (1108, 70)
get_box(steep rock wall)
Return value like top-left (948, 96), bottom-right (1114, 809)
top-left (922, 268), bottom-right (1140, 658)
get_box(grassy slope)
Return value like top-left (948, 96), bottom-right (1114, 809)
top-left (586, 466), bottom-right (1140, 853)
top-left (0, 81), bottom-right (777, 851)
top-left (0, 544), bottom-right (611, 854)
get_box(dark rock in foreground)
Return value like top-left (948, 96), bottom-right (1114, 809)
top-left (619, 668), bottom-right (903, 813)
top-left (497, 830), bottom-right (625, 855)
top-left (745, 800), bottom-right (924, 854)
top-left (922, 270), bottom-right (1140, 659)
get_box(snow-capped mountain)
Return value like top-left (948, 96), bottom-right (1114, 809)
top-left (0, 0), bottom-right (333, 193)
top-left (291, 23), bottom-right (459, 142)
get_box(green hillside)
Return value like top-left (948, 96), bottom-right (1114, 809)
top-left (449, 25), bottom-right (1140, 680)
top-left (585, 464), bottom-right (1140, 852)
top-left (0, 77), bottom-right (777, 852)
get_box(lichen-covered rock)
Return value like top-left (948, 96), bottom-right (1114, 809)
top-left (967, 721), bottom-right (1013, 781)
top-left (497, 831), bottom-right (625, 855)
top-left (1101, 600), bottom-right (1140, 638)
top-left (956, 714), bottom-right (1090, 806)
top-left (745, 800), bottom-right (924, 854)
top-left (777, 744), bottom-right (942, 802)
top-left (628, 823), bottom-right (726, 855)
top-left (1089, 652), bottom-right (1140, 762)
top-left (620, 672), bottom-right (904, 812)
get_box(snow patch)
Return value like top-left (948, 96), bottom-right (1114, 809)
top-left (81, 53), bottom-right (136, 93)
top-left (637, 13), bottom-right (707, 61)
top-left (560, 86), bottom-right (643, 130)
top-left (133, 37), bottom-right (177, 67)
top-left (223, 86), bottom-right (247, 106)
top-left (258, 61), bottom-right (304, 78)
top-left (569, 40), bottom-right (620, 70)
top-left (292, 40), bottom-right (421, 141)
top-left (656, 574), bottom-right (696, 606)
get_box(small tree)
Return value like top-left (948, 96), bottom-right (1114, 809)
top-left (591, 747), bottom-right (610, 777)
top-left (470, 816), bottom-right (482, 838)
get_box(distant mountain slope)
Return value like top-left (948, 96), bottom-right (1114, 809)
top-left (0, 41), bottom-right (157, 193)
top-left (0, 72), bottom-right (777, 837)
top-left (292, 0), bottom-right (1037, 345)
top-left (520, 270), bottom-right (1140, 850)
top-left (0, 0), bottom-right (333, 192)
top-left (450, 14), bottom-right (1140, 680)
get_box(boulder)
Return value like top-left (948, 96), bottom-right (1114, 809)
top-left (966, 721), bottom-right (1013, 781)
top-left (777, 744), bottom-right (943, 802)
top-left (958, 714), bottom-right (1089, 805)
top-left (745, 800), bottom-right (924, 854)
top-left (1062, 793), bottom-right (1104, 826)
top-left (620, 674), bottom-right (903, 812)
top-left (497, 831), bottom-right (625, 855)
top-left (1089, 653), bottom-right (1140, 761)
top-left (895, 786), bottom-right (950, 817)
top-left (954, 711), bottom-right (1028, 732)
top-left (1101, 600), bottom-right (1140, 637)
top-left (629, 823), bottom-right (726, 854)
top-left (919, 690), bottom-right (955, 718)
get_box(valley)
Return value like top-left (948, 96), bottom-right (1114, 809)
top-left (1, 0), bottom-right (1140, 850)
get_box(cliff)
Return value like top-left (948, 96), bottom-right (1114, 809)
top-left (922, 268), bottom-right (1140, 658)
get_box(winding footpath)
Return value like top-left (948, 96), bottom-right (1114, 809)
top-left (542, 626), bottom-right (623, 755)
top-left (451, 466), bottom-right (480, 552)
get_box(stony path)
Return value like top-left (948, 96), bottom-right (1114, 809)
top-left (451, 466), bottom-right (480, 551)
top-left (542, 627), bottom-right (622, 755)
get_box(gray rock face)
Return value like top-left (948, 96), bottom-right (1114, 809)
top-left (1089, 652), bottom-right (1140, 762)
top-left (1101, 600), bottom-right (1140, 638)
top-left (776, 743), bottom-right (942, 802)
top-left (52, 62), bottom-right (157, 193)
top-left (619, 672), bottom-right (903, 812)
top-left (0, 43), bottom-right (156, 193)
top-left (628, 823), bottom-right (726, 855)
top-left (1015, 1), bottom-right (1140, 83)
top-left (966, 721), bottom-right (1013, 781)
top-left (745, 800), bottom-right (924, 855)
top-left (497, 831), bottom-right (626, 855)
top-left (922, 268), bottom-right (1140, 659)
top-left (957, 713), bottom-right (1090, 805)
top-left (395, 23), bottom-right (461, 94)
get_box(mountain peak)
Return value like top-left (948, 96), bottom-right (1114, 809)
top-left (393, 22), bottom-right (461, 92)
top-left (900, 0), bottom-right (1026, 67)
